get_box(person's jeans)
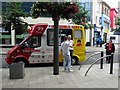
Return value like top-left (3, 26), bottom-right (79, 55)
top-left (69, 50), bottom-right (73, 65)
top-left (63, 54), bottom-right (71, 70)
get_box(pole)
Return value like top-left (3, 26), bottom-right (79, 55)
top-left (110, 53), bottom-right (113, 74)
top-left (53, 2), bottom-right (59, 75)
top-left (100, 51), bottom-right (103, 69)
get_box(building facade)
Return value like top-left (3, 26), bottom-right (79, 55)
top-left (101, 1), bottom-right (111, 43)
top-left (92, 0), bottom-right (103, 45)
top-left (80, 0), bottom-right (103, 46)
top-left (110, 8), bottom-right (118, 29)
top-left (79, 0), bottom-right (93, 45)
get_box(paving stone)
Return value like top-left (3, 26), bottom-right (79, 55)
top-left (2, 63), bottom-right (118, 88)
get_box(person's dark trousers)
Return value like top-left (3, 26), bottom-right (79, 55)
top-left (70, 50), bottom-right (73, 65)
top-left (96, 41), bottom-right (99, 47)
top-left (100, 43), bottom-right (102, 47)
top-left (106, 52), bottom-right (111, 63)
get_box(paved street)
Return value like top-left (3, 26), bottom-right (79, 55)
top-left (85, 44), bottom-right (119, 65)
top-left (1, 63), bottom-right (119, 88)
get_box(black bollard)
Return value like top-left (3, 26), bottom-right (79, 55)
top-left (110, 53), bottom-right (114, 74)
top-left (100, 51), bottom-right (103, 69)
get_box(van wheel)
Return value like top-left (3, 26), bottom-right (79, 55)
top-left (72, 57), bottom-right (78, 65)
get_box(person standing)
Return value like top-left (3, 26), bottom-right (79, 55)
top-left (96, 36), bottom-right (99, 47)
top-left (99, 35), bottom-right (102, 47)
top-left (105, 39), bottom-right (115, 63)
top-left (61, 36), bottom-right (73, 72)
top-left (67, 35), bottom-right (73, 65)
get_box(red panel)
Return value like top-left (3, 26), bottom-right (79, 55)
top-left (29, 24), bottom-right (48, 36)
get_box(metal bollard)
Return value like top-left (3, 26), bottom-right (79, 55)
top-left (110, 53), bottom-right (114, 74)
top-left (100, 51), bottom-right (103, 69)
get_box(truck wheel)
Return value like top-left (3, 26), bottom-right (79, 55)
top-left (72, 57), bottom-right (78, 65)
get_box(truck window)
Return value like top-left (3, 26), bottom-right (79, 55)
top-left (74, 30), bottom-right (82, 39)
top-left (24, 36), bottom-right (41, 48)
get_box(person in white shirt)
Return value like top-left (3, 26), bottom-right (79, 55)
top-left (67, 35), bottom-right (73, 65)
top-left (61, 36), bottom-right (73, 71)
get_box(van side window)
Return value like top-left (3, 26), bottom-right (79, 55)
top-left (74, 30), bottom-right (82, 39)
top-left (60, 29), bottom-right (72, 43)
top-left (47, 29), bottom-right (72, 46)
top-left (24, 36), bottom-right (41, 48)
top-left (47, 29), bottom-right (54, 46)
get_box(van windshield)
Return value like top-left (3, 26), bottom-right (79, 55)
top-left (20, 35), bottom-right (31, 45)
top-left (20, 36), bottom-right (41, 48)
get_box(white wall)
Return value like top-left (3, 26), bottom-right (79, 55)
top-left (86, 29), bottom-right (90, 42)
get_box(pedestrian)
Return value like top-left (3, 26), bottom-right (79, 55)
top-left (99, 35), bottom-right (102, 47)
top-left (96, 36), bottom-right (99, 47)
top-left (67, 35), bottom-right (73, 66)
top-left (61, 36), bottom-right (73, 72)
top-left (105, 39), bottom-right (115, 63)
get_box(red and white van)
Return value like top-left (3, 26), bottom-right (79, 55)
top-left (5, 23), bottom-right (86, 65)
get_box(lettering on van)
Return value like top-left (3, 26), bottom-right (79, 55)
top-left (36, 27), bottom-right (43, 33)
top-left (22, 50), bottom-right (41, 53)
top-left (33, 50), bottom-right (41, 52)
top-left (31, 55), bottom-right (41, 58)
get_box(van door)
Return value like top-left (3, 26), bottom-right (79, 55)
top-left (23, 36), bottom-right (42, 64)
top-left (44, 29), bottom-right (54, 63)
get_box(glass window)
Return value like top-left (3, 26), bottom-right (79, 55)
top-left (114, 31), bottom-right (120, 35)
top-left (60, 29), bottom-right (72, 43)
top-left (110, 37), bottom-right (116, 40)
top-left (47, 29), bottom-right (54, 46)
top-left (74, 30), bottom-right (82, 39)
top-left (24, 36), bottom-right (41, 48)
top-left (47, 29), bottom-right (72, 46)
top-left (16, 39), bottom-right (23, 44)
